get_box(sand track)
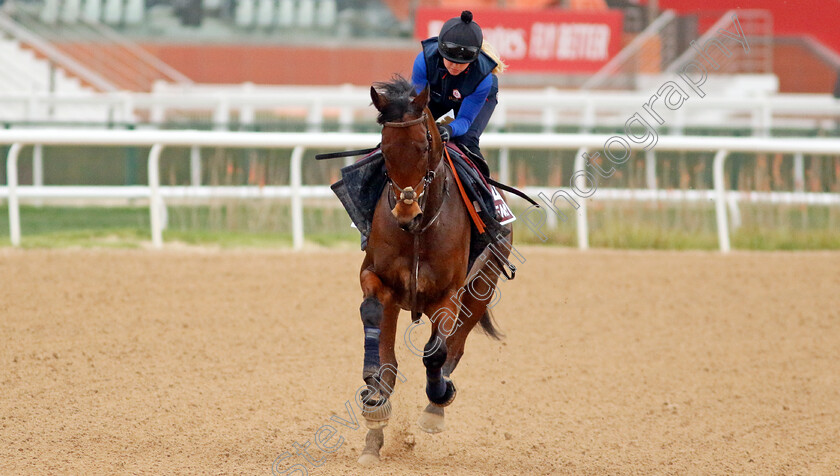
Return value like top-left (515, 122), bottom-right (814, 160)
top-left (1, 248), bottom-right (839, 475)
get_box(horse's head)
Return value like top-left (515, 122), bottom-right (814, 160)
top-left (371, 77), bottom-right (443, 233)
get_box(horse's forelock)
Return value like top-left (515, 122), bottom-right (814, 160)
top-left (373, 75), bottom-right (418, 124)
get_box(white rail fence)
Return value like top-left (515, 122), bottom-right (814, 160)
top-left (2, 87), bottom-right (839, 134)
top-left (2, 130), bottom-right (840, 252)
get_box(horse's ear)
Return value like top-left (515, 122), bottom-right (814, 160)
top-left (411, 85), bottom-right (430, 109)
top-left (370, 86), bottom-right (386, 111)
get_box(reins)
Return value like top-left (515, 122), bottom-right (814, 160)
top-left (383, 115), bottom-right (427, 128)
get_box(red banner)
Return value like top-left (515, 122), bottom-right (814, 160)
top-left (415, 8), bottom-right (623, 73)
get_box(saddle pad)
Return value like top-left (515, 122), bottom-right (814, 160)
top-left (492, 186), bottom-right (516, 225)
top-left (332, 146), bottom-right (509, 270)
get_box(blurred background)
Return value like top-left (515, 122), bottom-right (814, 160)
top-left (0, 0), bottom-right (838, 249)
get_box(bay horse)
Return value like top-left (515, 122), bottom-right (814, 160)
top-left (356, 76), bottom-right (513, 465)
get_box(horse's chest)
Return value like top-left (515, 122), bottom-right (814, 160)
top-left (376, 257), bottom-right (449, 303)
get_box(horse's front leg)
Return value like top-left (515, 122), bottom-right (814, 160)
top-left (357, 267), bottom-right (400, 466)
top-left (417, 291), bottom-right (460, 434)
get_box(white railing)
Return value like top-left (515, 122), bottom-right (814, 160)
top-left (3, 130), bottom-right (840, 252)
top-left (2, 87), bottom-right (839, 134)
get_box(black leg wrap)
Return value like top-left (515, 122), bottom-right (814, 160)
top-left (360, 297), bottom-right (383, 379)
top-left (422, 339), bottom-right (446, 370)
top-left (360, 297), bottom-right (383, 328)
top-left (423, 340), bottom-right (448, 403)
top-left (428, 379), bottom-right (457, 407)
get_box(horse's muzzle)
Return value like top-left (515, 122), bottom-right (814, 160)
top-left (392, 201), bottom-right (423, 232)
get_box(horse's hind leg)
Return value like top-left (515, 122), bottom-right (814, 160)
top-left (445, 245), bottom-right (509, 378)
top-left (442, 285), bottom-right (498, 378)
top-left (417, 295), bottom-right (459, 433)
top-left (418, 255), bottom-right (506, 433)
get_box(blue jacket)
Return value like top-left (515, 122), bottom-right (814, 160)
top-left (412, 38), bottom-right (497, 137)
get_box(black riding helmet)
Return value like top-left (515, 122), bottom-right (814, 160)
top-left (437, 11), bottom-right (483, 64)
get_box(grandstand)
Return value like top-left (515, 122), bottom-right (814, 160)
top-left (0, 36), bottom-right (90, 92)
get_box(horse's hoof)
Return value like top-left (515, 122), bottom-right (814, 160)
top-left (429, 379), bottom-right (457, 407)
top-left (358, 452), bottom-right (380, 466)
top-left (417, 409), bottom-right (445, 434)
top-left (361, 397), bottom-right (391, 429)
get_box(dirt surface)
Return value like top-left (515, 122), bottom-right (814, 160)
top-left (1, 247), bottom-right (839, 475)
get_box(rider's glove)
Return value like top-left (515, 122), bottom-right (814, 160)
top-left (437, 124), bottom-right (452, 143)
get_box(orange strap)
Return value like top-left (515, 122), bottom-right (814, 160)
top-left (444, 147), bottom-right (486, 234)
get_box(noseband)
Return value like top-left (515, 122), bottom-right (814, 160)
top-left (382, 113), bottom-right (436, 210)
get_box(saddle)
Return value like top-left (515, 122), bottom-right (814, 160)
top-left (330, 144), bottom-right (510, 270)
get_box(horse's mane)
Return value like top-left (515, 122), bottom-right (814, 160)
top-left (372, 75), bottom-right (420, 125)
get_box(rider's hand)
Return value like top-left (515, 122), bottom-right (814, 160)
top-left (437, 124), bottom-right (452, 143)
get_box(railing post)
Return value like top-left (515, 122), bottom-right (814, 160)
top-left (148, 144), bottom-right (165, 249)
top-left (307, 99), bottom-right (323, 133)
top-left (6, 143), bottom-right (23, 247)
top-left (190, 145), bottom-right (201, 187)
top-left (240, 83), bottom-right (255, 128)
top-left (290, 146), bottom-right (305, 250)
top-left (121, 91), bottom-right (136, 126)
top-left (498, 147), bottom-right (510, 185)
top-left (793, 152), bottom-right (804, 192)
top-left (338, 107), bottom-right (353, 133)
top-left (713, 149), bottom-right (730, 253)
top-left (762, 103), bottom-right (772, 137)
top-left (33, 144), bottom-right (44, 207)
top-left (574, 147), bottom-right (589, 250)
top-left (581, 99), bottom-right (595, 133)
top-left (541, 88), bottom-right (556, 133)
top-left (750, 102), bottom-right (772, 137)
top-left (645, 149), bottom-right (657, 189)
top-left (214, 97), bottom-right (230, 131)
top-left (150, 103), bottom-right (165, 125)
top-left (491, 103), bottom-right (506, 132)
top-left (727, 195), bottom-right (741, 230)
top-left (674, 108), bottom-right (685, 136)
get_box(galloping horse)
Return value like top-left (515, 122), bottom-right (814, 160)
top-left (356, 76), bottom-right (513, 465)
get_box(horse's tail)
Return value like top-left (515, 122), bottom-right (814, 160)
top-left (478, 308), bottom-right (504, 340)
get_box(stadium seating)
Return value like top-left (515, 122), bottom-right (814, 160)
top-left (0, 38), bottom-right (89, 93)
top-left (234, 0), bottom-right (336, 29)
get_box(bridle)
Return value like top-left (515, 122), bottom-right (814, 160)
top-left (381, 112), bottom-right (448, 234)
top-left (381, 111), bottom-right (451, 320)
